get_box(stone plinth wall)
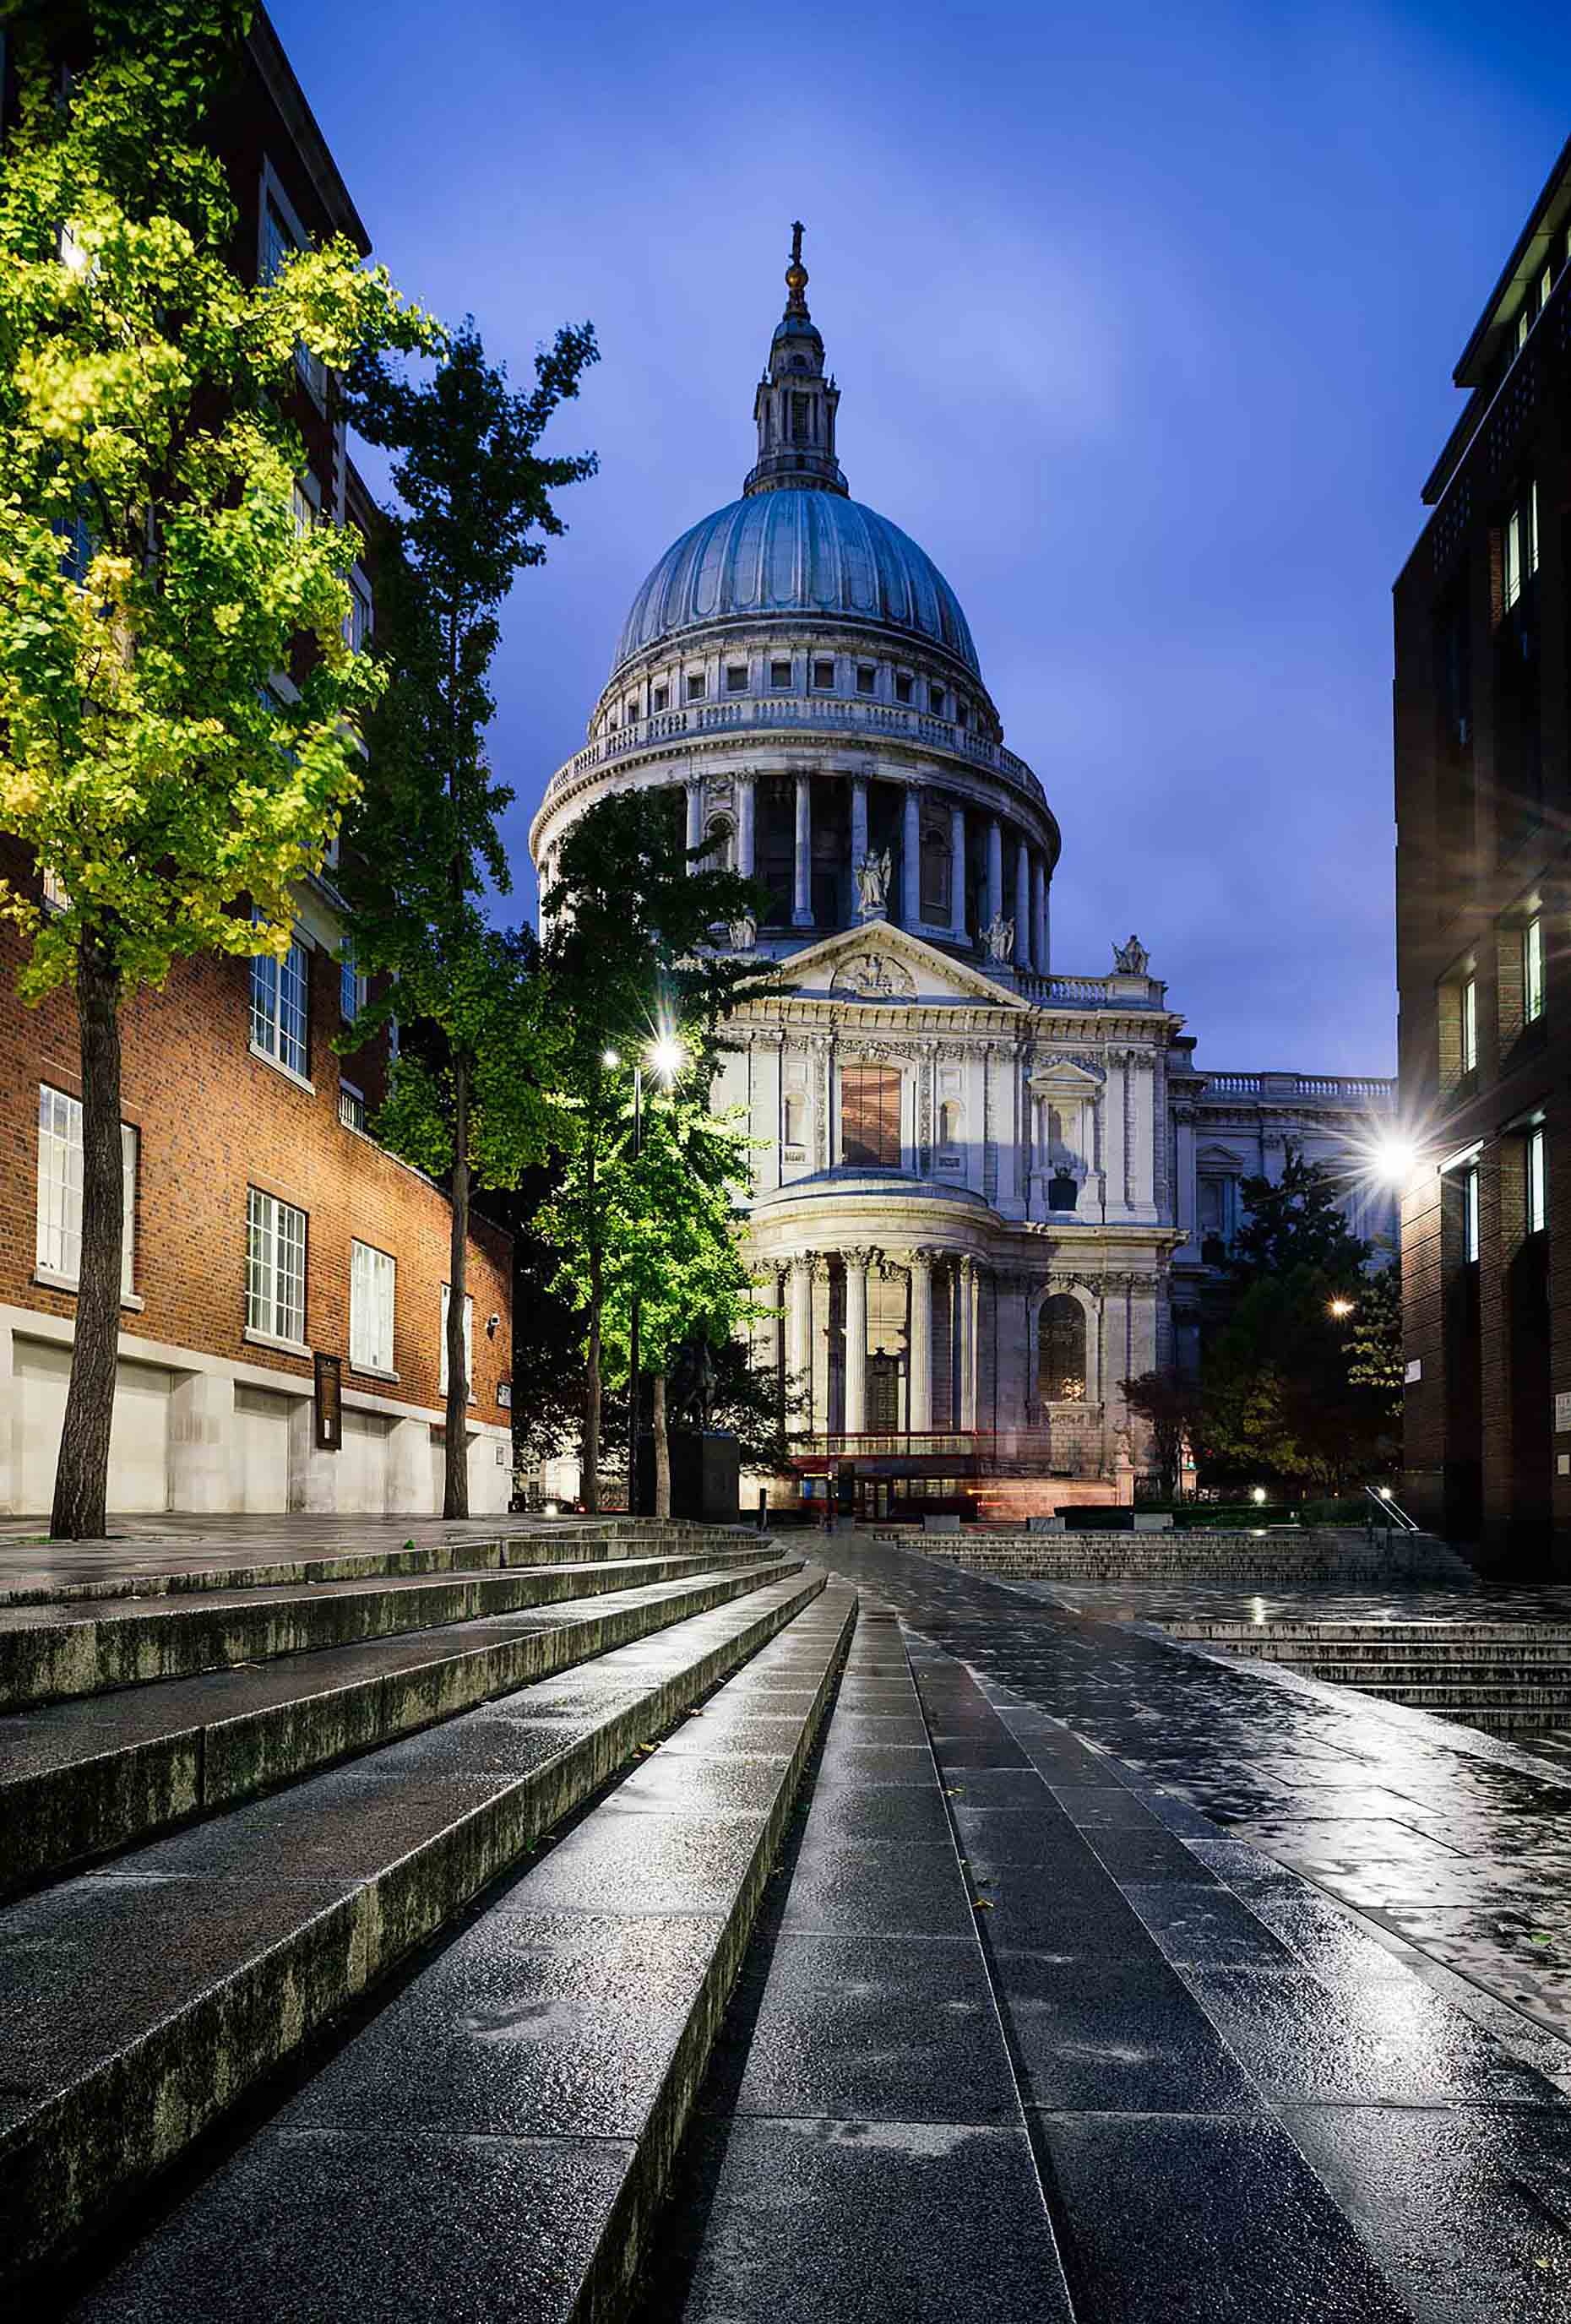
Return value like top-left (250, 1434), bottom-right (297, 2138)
top-left (910, 1529), bottom-right (1474, 1587)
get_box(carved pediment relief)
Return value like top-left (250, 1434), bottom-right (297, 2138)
top-left (830, 952), bottom-right (916, 998)
top-left (1027, 1056), bottom-right (1104, 1096)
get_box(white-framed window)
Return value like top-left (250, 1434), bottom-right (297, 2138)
top-left (246, 1186), bottom-right (307, 1344)
top-left (1460, 974), bottom-right (1477, 1075)
top-left (344, 570), bottom-right (373, 654)
top-left (1525, 915), bottom-right (1546, 1024)
top-left (340, 946), bottom-right (367, 1024)
top-left (856, 665), bottom-right (876, 695)
top-left (40, 864), bottom-right (69, 913)
top-left (1503, 485), bottom-right (1538, 612)
top-left (812, 658), bottom-right (835, 691)
top-left (1463, 1164), bottom-right (1481, 1263)
top-left (338, 1083), bottom-right (367, 1134)
top-left (1527, 1127), bottom-right (1547, 1237)
top-left (36, 1085), bottom-right (137, 1299)
top-left (769, 659), bottom-right (792, 691)
top-left (726, 663), bottom-right (748, 694)
top-left (259, 182), bottom-right (329, 405)
top-left (440, 1283), bottom-right (474, 1399)
top-left (351, 1239), bottom-right (396, 1372)
top-left (685, 671), bottom-right (706, 702)
top-left (251, 931), bottom-right (310, 1078)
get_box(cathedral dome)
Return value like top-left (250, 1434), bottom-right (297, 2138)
top-left (611, 488), bottom-right (981, 678)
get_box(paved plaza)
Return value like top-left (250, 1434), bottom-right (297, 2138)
top-left (7, 1517), bottom-right (1571, 2318)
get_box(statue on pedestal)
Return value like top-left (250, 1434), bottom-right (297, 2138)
top-left (853, 849), bottom-right (892, 920)
top-left (729, 912), bottom-right (757, 953)
top-left (982, 913), bottom-right (1014, 964)
top-left (1112, 933), bottom-right (1150, 975)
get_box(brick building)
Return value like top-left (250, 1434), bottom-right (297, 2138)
top-left (0, 11), bottom-right (514, 1518)
top-left (1395, 135), bottom-right (1571, 1573)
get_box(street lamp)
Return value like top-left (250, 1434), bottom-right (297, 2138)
top-left (1251, 1486), bottom-right (1268, 1506)
top-left (626, 1025), bottom-right (685, 1514)
top-left (1329, 1296), bottom-right (1354, 1320)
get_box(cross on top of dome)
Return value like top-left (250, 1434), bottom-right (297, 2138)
top-left (745, 223), bottom-right (846, 499)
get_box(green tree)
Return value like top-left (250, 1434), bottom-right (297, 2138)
top-left (1201, 1262), bottom-right (1393, 1492)
top-left (538, 789), bottom-right (771, 1511)
top-left (1344, 1260), bottom-right (1404, 1399)
top-left (539, 1079), bottom-right (758, 1518)
top-left (0, 0), bottom-right (436, 1534)
top-left (340, 318), bottom-right (596, 1515)
top-left (1230, 1143), bottom-right (1368, 1286)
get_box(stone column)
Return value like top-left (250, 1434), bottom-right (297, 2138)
top-left (902, 785), bottom-right (921, 926)
top-left (842, 1248), bottom-right (871, 1436)
top-left (167, 1370), bottom-right (236, 1512)
top-left (684, 779), bottom-right (703, 868)
top-left (1031, 855), bottom-right (1048, 972)
top-left (1101, 1055), bottom-right (1126, 1218)
top-left (1014, 838), bottom-right (1031, 969)
top-left (986, 817), bottom-right (1003, 928)
top-left (958, 1257), bottom-right (979, 1431)
top-left (287, 1393), bottom-right (338, 1516)
top-left (906, 1249), bottom-right (935, 1432)
top-left (850, 774), bottom-right (868, 873)
top-left (736, 774), bottom-right (756, 880)
top-left (786, 1253), bottom-right (813, 1409)
top-left (949, 803), bottom-right (967, 937)
top-left (792, 774), bottom-right (813, 926)
top-left (810, 1257), bottom-right (833, 1438)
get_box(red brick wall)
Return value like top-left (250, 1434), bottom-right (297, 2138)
top-left (1, 848), bottom-right (512, 1426)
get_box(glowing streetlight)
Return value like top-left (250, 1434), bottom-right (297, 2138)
top-left (1368, 1134), bottom-right (1419, 1187)
top-left (1251, 1486), bottom-right (1268, 1506)
top-left (601, 1047), bottom-right (621, 1069)
top-left (646, 1032), bottom-right (685, 1083)
top-left (1329, 1296), bottom-right (1354, 1320)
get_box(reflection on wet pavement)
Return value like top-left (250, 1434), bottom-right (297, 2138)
top-left (814, 1534), bottom-right (1571, 2044)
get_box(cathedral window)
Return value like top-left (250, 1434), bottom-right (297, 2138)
top-left (840, 1064), bottom-right (901, 1168)
top-left (928, 684), bottom-right (947, 716)
top-left (1038, 1295), bottom-right (1086, 1403)
top-left (783, 1092), bottom-right (806, 1148)
top-left (726, 664), bottom-right (748, 693)
top-left (894, 672), bottom-right (914, 704)
top-left (791, 392), bottom-right (812, 443)
top-left (652, 685), bottom-right (669, 713)
top-left (686, 671), bottom-right (707, 702)
top-left (813, 659), bottom-right (835, 691)
top-left (770, 660), bottom-right (792, 690)
top-left (856, 665), bottom-right (876, 695)
top-left (938, 1100), bottom-right (964, 1147)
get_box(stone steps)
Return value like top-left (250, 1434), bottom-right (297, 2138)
top-left (0, 1521), bottom-right (757, 1608)
top-left (1171, 1621), bottom-right (1571, 1734)
top-left (0, 1544), bottom-right (776, 1711)
top-left (0, 1556), bottom-right (832, 2291)
top-left (0, 1557), bottom-right (805, 1898)
top-left (916, 1527), bottom-right (1469, 1586)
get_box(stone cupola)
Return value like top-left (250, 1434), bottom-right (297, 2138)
top-left (744, 223), bottom-right (847, 499)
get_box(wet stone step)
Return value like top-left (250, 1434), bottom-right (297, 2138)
top-left (0, 1558), bottom-right (805, 1898)
top-left (0, 1547), bottom-right (778, 1712)
top-left (0, 1563), bottom-right (828, 2289)
top-left (65, 1584), bottom-right (859, 2324)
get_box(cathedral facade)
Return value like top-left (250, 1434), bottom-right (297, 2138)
top-left (530, 235), bottom-right (1393, 1516)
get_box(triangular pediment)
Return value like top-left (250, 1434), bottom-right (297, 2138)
top-left (774, 920), bottom-right (1031, 1009)
top-left (1029, 1056), bottom-right (1104, 1095)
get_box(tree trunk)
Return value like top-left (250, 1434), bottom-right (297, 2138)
top-left (52, 933), bottom-right (123, 1539)
top-left (652, 1371), bottom-right (671, 1521)
top-left (443, 1049), bottom-right (471, 1520)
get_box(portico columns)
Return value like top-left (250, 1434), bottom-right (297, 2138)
top-left (842, 1247), bottom-right (872, 1436)
top-left (684, 779), bottom-right (702, 867)
top-left (901, 786), bottom-right (921, 926)
top-left (949, 804), bottom-right (967, 938)
top-left (907, 1248), bottom-right (936, 1432)
top-left (1014, 839), bottom-right (1031, 969)
top-left (986, 817), bottom-right (1003, 929)
top-left (958, 1257), bottom-right (980, 1430)
top-left (850, 774), bottom-right (868, 872)
top-left (1031, 855), bottom-right (1048, 972)
top-left (786, 1254), bottom-right (813, 1414)
top-left (792, 774), bottom-right (813, 927)
top-left (737, 774), bottom-right (756, 880)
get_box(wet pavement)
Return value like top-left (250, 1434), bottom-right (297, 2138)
top-left (811, 1532), bottom-right (1571, 2055)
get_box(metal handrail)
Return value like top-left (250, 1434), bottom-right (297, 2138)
top-left (1363, 1483), bottom-right (1422, 1534)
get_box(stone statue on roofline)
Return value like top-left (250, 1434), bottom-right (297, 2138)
top-left (1112, 934), bottom-right (1150, 975)
top-left (853, 849), bottom-right (892, 920)
top-left (982, 913), bottom-right (1014, 964)
top-left (729, 911), bottom-right (757, 953)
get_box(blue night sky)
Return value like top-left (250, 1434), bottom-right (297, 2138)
top-left (273, 0), bottom-right (1570, 1076)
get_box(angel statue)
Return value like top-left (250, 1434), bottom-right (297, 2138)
top-left (853, 850), bottom-right (892, 920)
top-left (982, 913), bottom-right (1015, 964)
